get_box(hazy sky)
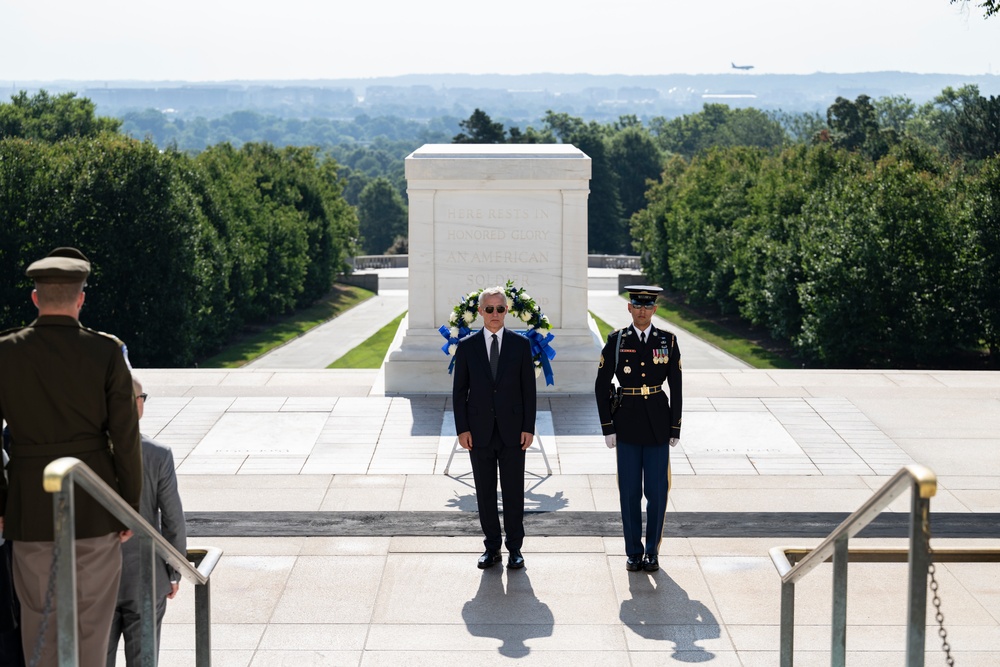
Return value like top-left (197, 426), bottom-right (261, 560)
top-left (2, 0), bottom-right (998, 81)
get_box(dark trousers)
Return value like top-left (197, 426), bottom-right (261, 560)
top-left (469, 423), bottom-right (525, 552)
top-left (107, 593), bottom-right (167, 667)
top-left (617, 441), bottom-right (671, 557)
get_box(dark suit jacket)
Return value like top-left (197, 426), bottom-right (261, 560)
top-left (118, 434), bottom-right (186, 603)
top-left (452, 328), bottom-right (537, 448)
top-left (0, 315), bottom-right (142, 541)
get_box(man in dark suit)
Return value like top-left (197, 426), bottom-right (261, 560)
top-left (595, 285), bottom-right (682, 573)
top-left (108, 376), bottom-right (186, 667)
top-left (0, 247), bottom-right (143, 667)
top-left (453, 286), bottom-right (537, 570)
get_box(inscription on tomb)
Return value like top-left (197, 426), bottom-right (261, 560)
top-left (433, 191), bottom-right (563, 326)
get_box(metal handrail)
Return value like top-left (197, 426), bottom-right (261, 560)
top-left (44, 456), bottom-right (222, 667)
top-left (769, 463), bottom-right (936, 667)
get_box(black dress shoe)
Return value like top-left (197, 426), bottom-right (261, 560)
top-left (643, 554), bottom-right (660, 572)
top-left (478, 550), bottom-right (502, 569)
top-left (626, 555), bottom-right (644, 572)
top-left (507, 549), bottom-right (525, 569)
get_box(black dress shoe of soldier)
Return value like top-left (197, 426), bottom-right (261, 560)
top-left (507, 549), bottom-right (525, 569)
top-left (626, 555), bottom-right (644, 572)
top-left (478, 549), bottom-right (502, 569)
top-left (643, 554), bottom-right (660, 572)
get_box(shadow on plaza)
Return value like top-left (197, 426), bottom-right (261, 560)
top-left (620, 572), bottom-right (720, 662)
top-left (444, 485), bottom-right (570, 513)
top-left (461, 567), bottom-right (554, 657)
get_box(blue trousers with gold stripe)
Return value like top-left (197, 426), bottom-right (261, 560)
top-left (616, 441), bottom-right (671, 557)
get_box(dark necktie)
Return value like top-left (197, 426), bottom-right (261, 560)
top-left (490, 333), bottom-right (499, 379)
top-left (640, 331), bottom-right (646, 345)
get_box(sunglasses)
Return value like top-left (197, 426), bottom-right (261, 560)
top-left (630, 300), bottom-right (656, 310)
top-left (483, 305), bottom-right (507, 314)
top-left (138, 393), bottom-right (149, 401)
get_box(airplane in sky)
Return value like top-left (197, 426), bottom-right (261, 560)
top-left (731, 62), bottom-right (754, 70)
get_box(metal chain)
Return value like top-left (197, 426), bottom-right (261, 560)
top-left (924, 510), bottom-right (955, 666)
top-left (27, 496), bottom-right (63, 667)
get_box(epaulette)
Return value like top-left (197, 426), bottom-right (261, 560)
top-left (0, 326), bottom-right (26, 338)
top-left (85, 328), bottom-right (133, 369)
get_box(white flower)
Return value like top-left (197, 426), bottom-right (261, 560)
top-left (450, 327), bottom-right (459, 338)
top-left (449, 311), bottom-right (458, 325)
top-left (519, 310), bottom-right (531, 322)
top-left (521, 292), bottom-right (531, 301)
top-left (448, 344), bottom-right (457, 356)
top-left (462, 310), bottom-right (474, 324)
top-left (534, 365), bottom-right (542, 378)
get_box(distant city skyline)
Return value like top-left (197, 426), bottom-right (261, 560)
top-left (1, 0), bottom-right (998, 82)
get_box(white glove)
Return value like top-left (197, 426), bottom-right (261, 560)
top-left (605, 434), bottom-right (617, 449)
top-left (669, 437), bottom-right (680, 447)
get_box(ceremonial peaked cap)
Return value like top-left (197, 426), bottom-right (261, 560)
top-left (25, 247), bottom-right (91, 283)
top-left (625, 284), bottom-right (662, 306)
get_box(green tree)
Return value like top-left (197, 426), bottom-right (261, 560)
top-left (0, 90), bottom-right (121, 141)
top-left (358, 176), bottom-right (408, 254)
top-left (608, 125), bottom-right (664, 222)
top-left (650, 104), bottom-right (786, 159)
top-left (453, 108), bottom-right (506, 143)
top-left (950, 0), bottom-right (999, 18)
top-left (796, 146), bottom-right (969, 366)
top-left (824, 95), bottom-right (895, 160)
top-left (965, 156), bottom-right (1000, 363)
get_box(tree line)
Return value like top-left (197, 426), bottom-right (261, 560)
top-left (631, 90), bottom-right (1000, 367)
top-left (4, 85), bottom-right (999, 368)
top-left (0, 91), bottom-right (358, 367)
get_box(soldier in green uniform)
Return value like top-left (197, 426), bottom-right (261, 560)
top-left (0, 247), bottom-right (142, 667)
top-left (594, 285), bottom-right (682, 573)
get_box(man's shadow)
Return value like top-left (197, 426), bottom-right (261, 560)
top-left (619, 572), bottom-right (720, 662)
top-left (461, 568), bottom-right (554, 657)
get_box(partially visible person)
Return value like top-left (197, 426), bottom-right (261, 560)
top-left (453, 286), bottom-right (537, 570)
top-left (0, 428), bottom-right (24, 667)
top-left (595, 285), bottom-right (682, 573)
top-left (107, 376), bottom-right (186, 667)
top-left (0, 247), bottom-right (142, 667)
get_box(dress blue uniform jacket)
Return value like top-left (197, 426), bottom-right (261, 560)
top-left (594, 324), bottom-right (682, 444)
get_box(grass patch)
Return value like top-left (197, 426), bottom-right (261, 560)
top-left (328, 312), bottom-right (407, 369)
top-left (590, 312), bottom-right (615, 341)
top-left (199, 284), bottom-right (374, 368)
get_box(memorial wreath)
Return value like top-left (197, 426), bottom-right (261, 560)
top-left (438, 279), bottom-right (556, 385)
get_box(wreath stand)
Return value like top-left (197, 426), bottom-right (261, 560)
top-left (443, 434), bottom-right (552, 477)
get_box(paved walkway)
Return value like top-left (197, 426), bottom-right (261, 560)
top-left (118, 269), bottom-right (1000, 665)
top-left (245, 290), bottom-right (408, 369)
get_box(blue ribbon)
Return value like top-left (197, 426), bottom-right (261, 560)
top-left (438, 325), bottom-right (557, 385)
top-left (524, 328), bottom-right (556, 385)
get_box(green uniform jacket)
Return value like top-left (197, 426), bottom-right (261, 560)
top-left (594, 324), bottom-right (682, 444)
top-left (0, 315), bottom-right (142, 541)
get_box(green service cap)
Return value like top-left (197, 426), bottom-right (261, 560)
top-left (25, 247), bottom-right (91, 283)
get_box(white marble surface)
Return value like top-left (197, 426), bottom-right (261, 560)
top-left (386, 144), bottom-right (599, 392)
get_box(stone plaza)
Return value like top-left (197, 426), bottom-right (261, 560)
top-left (132, 276), bottom-right (1000, 665)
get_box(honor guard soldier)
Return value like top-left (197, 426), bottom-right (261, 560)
top-left (0, 247), bottom-right (142, 667)
top-left (594, 285), bottom-right (682, 572)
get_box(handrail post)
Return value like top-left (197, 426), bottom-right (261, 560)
top-left (831, 536), bottom-right (849, 666)
top-left (906, 488), bottom-right (931, 666)
top-left (53, 480), bottom-right (79, 667)
top-left (779, 580), bottom-right (795, 667)
top-left (195, 578), bottom-right (212, 667)
top-left (139, 534), bottom-right (158, 666)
